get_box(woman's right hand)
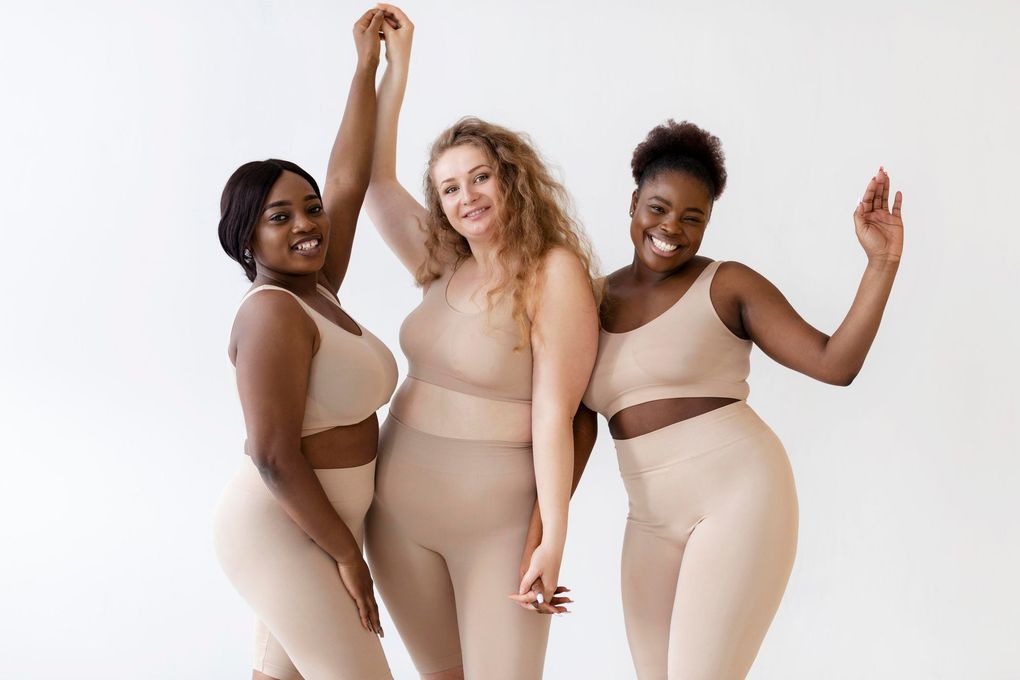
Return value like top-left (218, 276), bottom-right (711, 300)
top-left (377, 4), bottom-right (414, 67)
top-left (353, 9), bottom-right (385, 69)
top-left (337, 556), bottom-right (385, 636)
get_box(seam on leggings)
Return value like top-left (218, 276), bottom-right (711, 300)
top-left (258, 660), bottom-right (301, 680)
top-left (253, 627), bottom-right (271, 674)
top-left (618, 424), bottom-right (770, 480)
top-left (418, 651), bottom-right (465, 675)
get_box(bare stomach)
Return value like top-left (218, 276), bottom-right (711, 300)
top-left (245, 414), bottom-right (381, 469)
top-left (609, 397), bottom-right (740, 440)
top-left (390, 377), bottom-right (532, 442)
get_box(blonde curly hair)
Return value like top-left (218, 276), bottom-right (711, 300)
top-left (417, 117), bottom-right (598, 348)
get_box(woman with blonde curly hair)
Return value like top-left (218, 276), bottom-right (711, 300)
top-left (361, 5), bottom-right (598, 679)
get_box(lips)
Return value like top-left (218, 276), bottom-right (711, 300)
top-left (291, 236), bottom-right (323, 254)
top-left (647, 233), bottom-right (681, 256)
top-left (462, 206), bottom-right (490, 220)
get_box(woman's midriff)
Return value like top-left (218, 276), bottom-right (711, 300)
top-left (244, 413), bottom-right (380, 469)
top-left (609, 397), bottom-right (740, 440)
top-left (390, 377), bottom-right (532, 442)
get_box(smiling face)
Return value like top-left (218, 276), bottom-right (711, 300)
top-left (432, 143), bottom-right (502, 243)
top-left (629, 170), bottom-right (713, 274)
top-left (249, 170), bottom-right (329, 277)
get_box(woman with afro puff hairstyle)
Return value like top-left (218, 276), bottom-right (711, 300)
top-left (578, 120), bottom-right (904, 679)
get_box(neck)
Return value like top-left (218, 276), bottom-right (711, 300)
top-left (626, 252), bottom-right (690, 286)
top-left (464, 237), bottom-right (501, 279)
top-left (253, 267), bottom-right (320, 296)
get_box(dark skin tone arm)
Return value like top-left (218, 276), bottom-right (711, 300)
top-left (318, 9), bottom-right (387, 294)
top-left (230, 292), bottom-right (384, 637)
top-left (512, 403), bottom-right (598, 613)
top-left (717, 169), bottom-right (901, 384)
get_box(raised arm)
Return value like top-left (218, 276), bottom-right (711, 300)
top-left (319, 9), bottom-right (385, 294)
top-left (715, 168), bottom-right (904, 385)
top-left (231, 293), bottom-right (383, 636)
top-left (364, 4), bottom-right (431, 274)
top-left (517, 248), bottom-right (599, 606)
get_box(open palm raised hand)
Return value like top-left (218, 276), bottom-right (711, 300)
top-left (853, 167), bottom-right (904, 266)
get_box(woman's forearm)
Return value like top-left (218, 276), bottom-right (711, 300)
top-left (252, 447), bottom-right (362, 565)
top-left (325, 62), bottom-right (379, 194)
top-left (522, 405), bottom-right (598, 550)
top-left (820, 259), bottom-right (899, 385)
top-left (371, 63), bottom-right (409, 183)
top-left (531, 410), bottom-right (574, 547)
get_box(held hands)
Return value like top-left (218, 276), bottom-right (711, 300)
top-left (854, 167), bottom-right (904, 268)
top-left (337, 555), bottom-right (385, 637)
top-left (376, 4), bottom-right (414, 67)
top-left (510, 542), bottom-right (574, 615)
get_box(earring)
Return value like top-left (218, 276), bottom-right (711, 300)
top-left (243, 248), bottom-right (253, 261)
top-left (629, 210), bottom-right (634, 217)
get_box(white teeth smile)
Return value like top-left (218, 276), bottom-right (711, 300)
top-left (294, 239), bottom-right (320, 251)
top-left (464, 207), bottom-right (488, 219)
top-left (650, 236), bottom-right (678, 252)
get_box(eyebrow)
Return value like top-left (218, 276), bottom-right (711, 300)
top-left (648, 195), bottom-right (705, 215)
top-left (264, 194), bottom-right (320, 211)
top-left (439, 165), bottom-right (492, 185)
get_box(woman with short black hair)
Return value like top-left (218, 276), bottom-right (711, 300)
top-left (580, 119), bottom-right (904, 679)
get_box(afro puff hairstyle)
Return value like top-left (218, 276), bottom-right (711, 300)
top-left (631, 120), bottom-right (727, 200)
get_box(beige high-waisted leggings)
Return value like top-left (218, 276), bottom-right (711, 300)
top-left (366, 415), bottom-right (551, 679)
top-left (617, 402), bottom-right (798, 680)
top-left (213, 459), bottom-right (392, 680)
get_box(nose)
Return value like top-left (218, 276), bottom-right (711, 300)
top-left (461, 184), bottom-right (479, 204)
top-left (292, 211), bottom-right (316, 232)
top-left (658, 219), bottom-right (681, 235)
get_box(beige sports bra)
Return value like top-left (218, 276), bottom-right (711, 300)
top-left (239, 284), bottom-right (398, 436)
top-left (582, 261), bottom-right (751, 420)
top-left (399, 265), bottom-right (532, 403)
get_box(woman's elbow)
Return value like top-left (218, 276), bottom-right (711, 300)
top-left (247, 443), bottom-right (294, 487)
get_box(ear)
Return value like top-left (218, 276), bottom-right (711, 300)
top-left (629, 189), bottom-right (639, 217)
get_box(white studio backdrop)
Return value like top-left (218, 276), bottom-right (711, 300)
top-left (1, 1), bottom-right (1018, 678)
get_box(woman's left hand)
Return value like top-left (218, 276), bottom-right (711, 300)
top-left (854, 167), bottom-right (904, 266)
top-left (512, 542), bottom-right (572, 614)
top-left (353, 8), bottom-right (385, 68)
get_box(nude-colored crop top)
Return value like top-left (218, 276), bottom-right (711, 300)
top-left (399, 266), bottom-right (533, 403)
top-left (239, 284), bottom-right (399, 436)
top-left (582, 261), bottom-right (751, 419)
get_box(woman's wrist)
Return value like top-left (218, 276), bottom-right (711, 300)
top-left (538, 521), bottom-right (567, 550)
top-left (866, 256), bottom-right (901, 275)
top-left (355, 58), bottom-right (380, 74)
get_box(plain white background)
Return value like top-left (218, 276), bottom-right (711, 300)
top-left (2, 1), bottom-right (1018, 678)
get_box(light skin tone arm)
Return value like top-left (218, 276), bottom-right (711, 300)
top-left (513, 402), bottom-right (597, 613)
top-left (715, 169), bottom-right (903, 385)
top-left (363, 4), bottom-right (431, 274)
top-left (231, 292), bottom-right (384, 636)
top-left (515, 248), bottom-right (599, 607)
top-left (318, 9), bottom-right (386, 294)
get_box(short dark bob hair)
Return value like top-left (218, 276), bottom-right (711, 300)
top-left (218, 159), bottom-right (322, 281)
top-left (631, 120), bottom-right (727, 201)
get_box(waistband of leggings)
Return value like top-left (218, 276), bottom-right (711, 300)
top-left (614, 401), bottom-right (774, 477)
top-left (230, 455), bottom-right (377, 495)
top-left (384, 413), bottom-right (533, 453)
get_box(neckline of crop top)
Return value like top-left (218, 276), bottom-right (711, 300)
top-left (245, 283), bottom-right (365, 336)
top-left (600, 259), bottom-right (718, 335)
top-left (582, 260), bottom-right (751, 419)
top-left (238, 284), bottom-right (399, 435)
top-left (399, 266), bottom-right (533, 403)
